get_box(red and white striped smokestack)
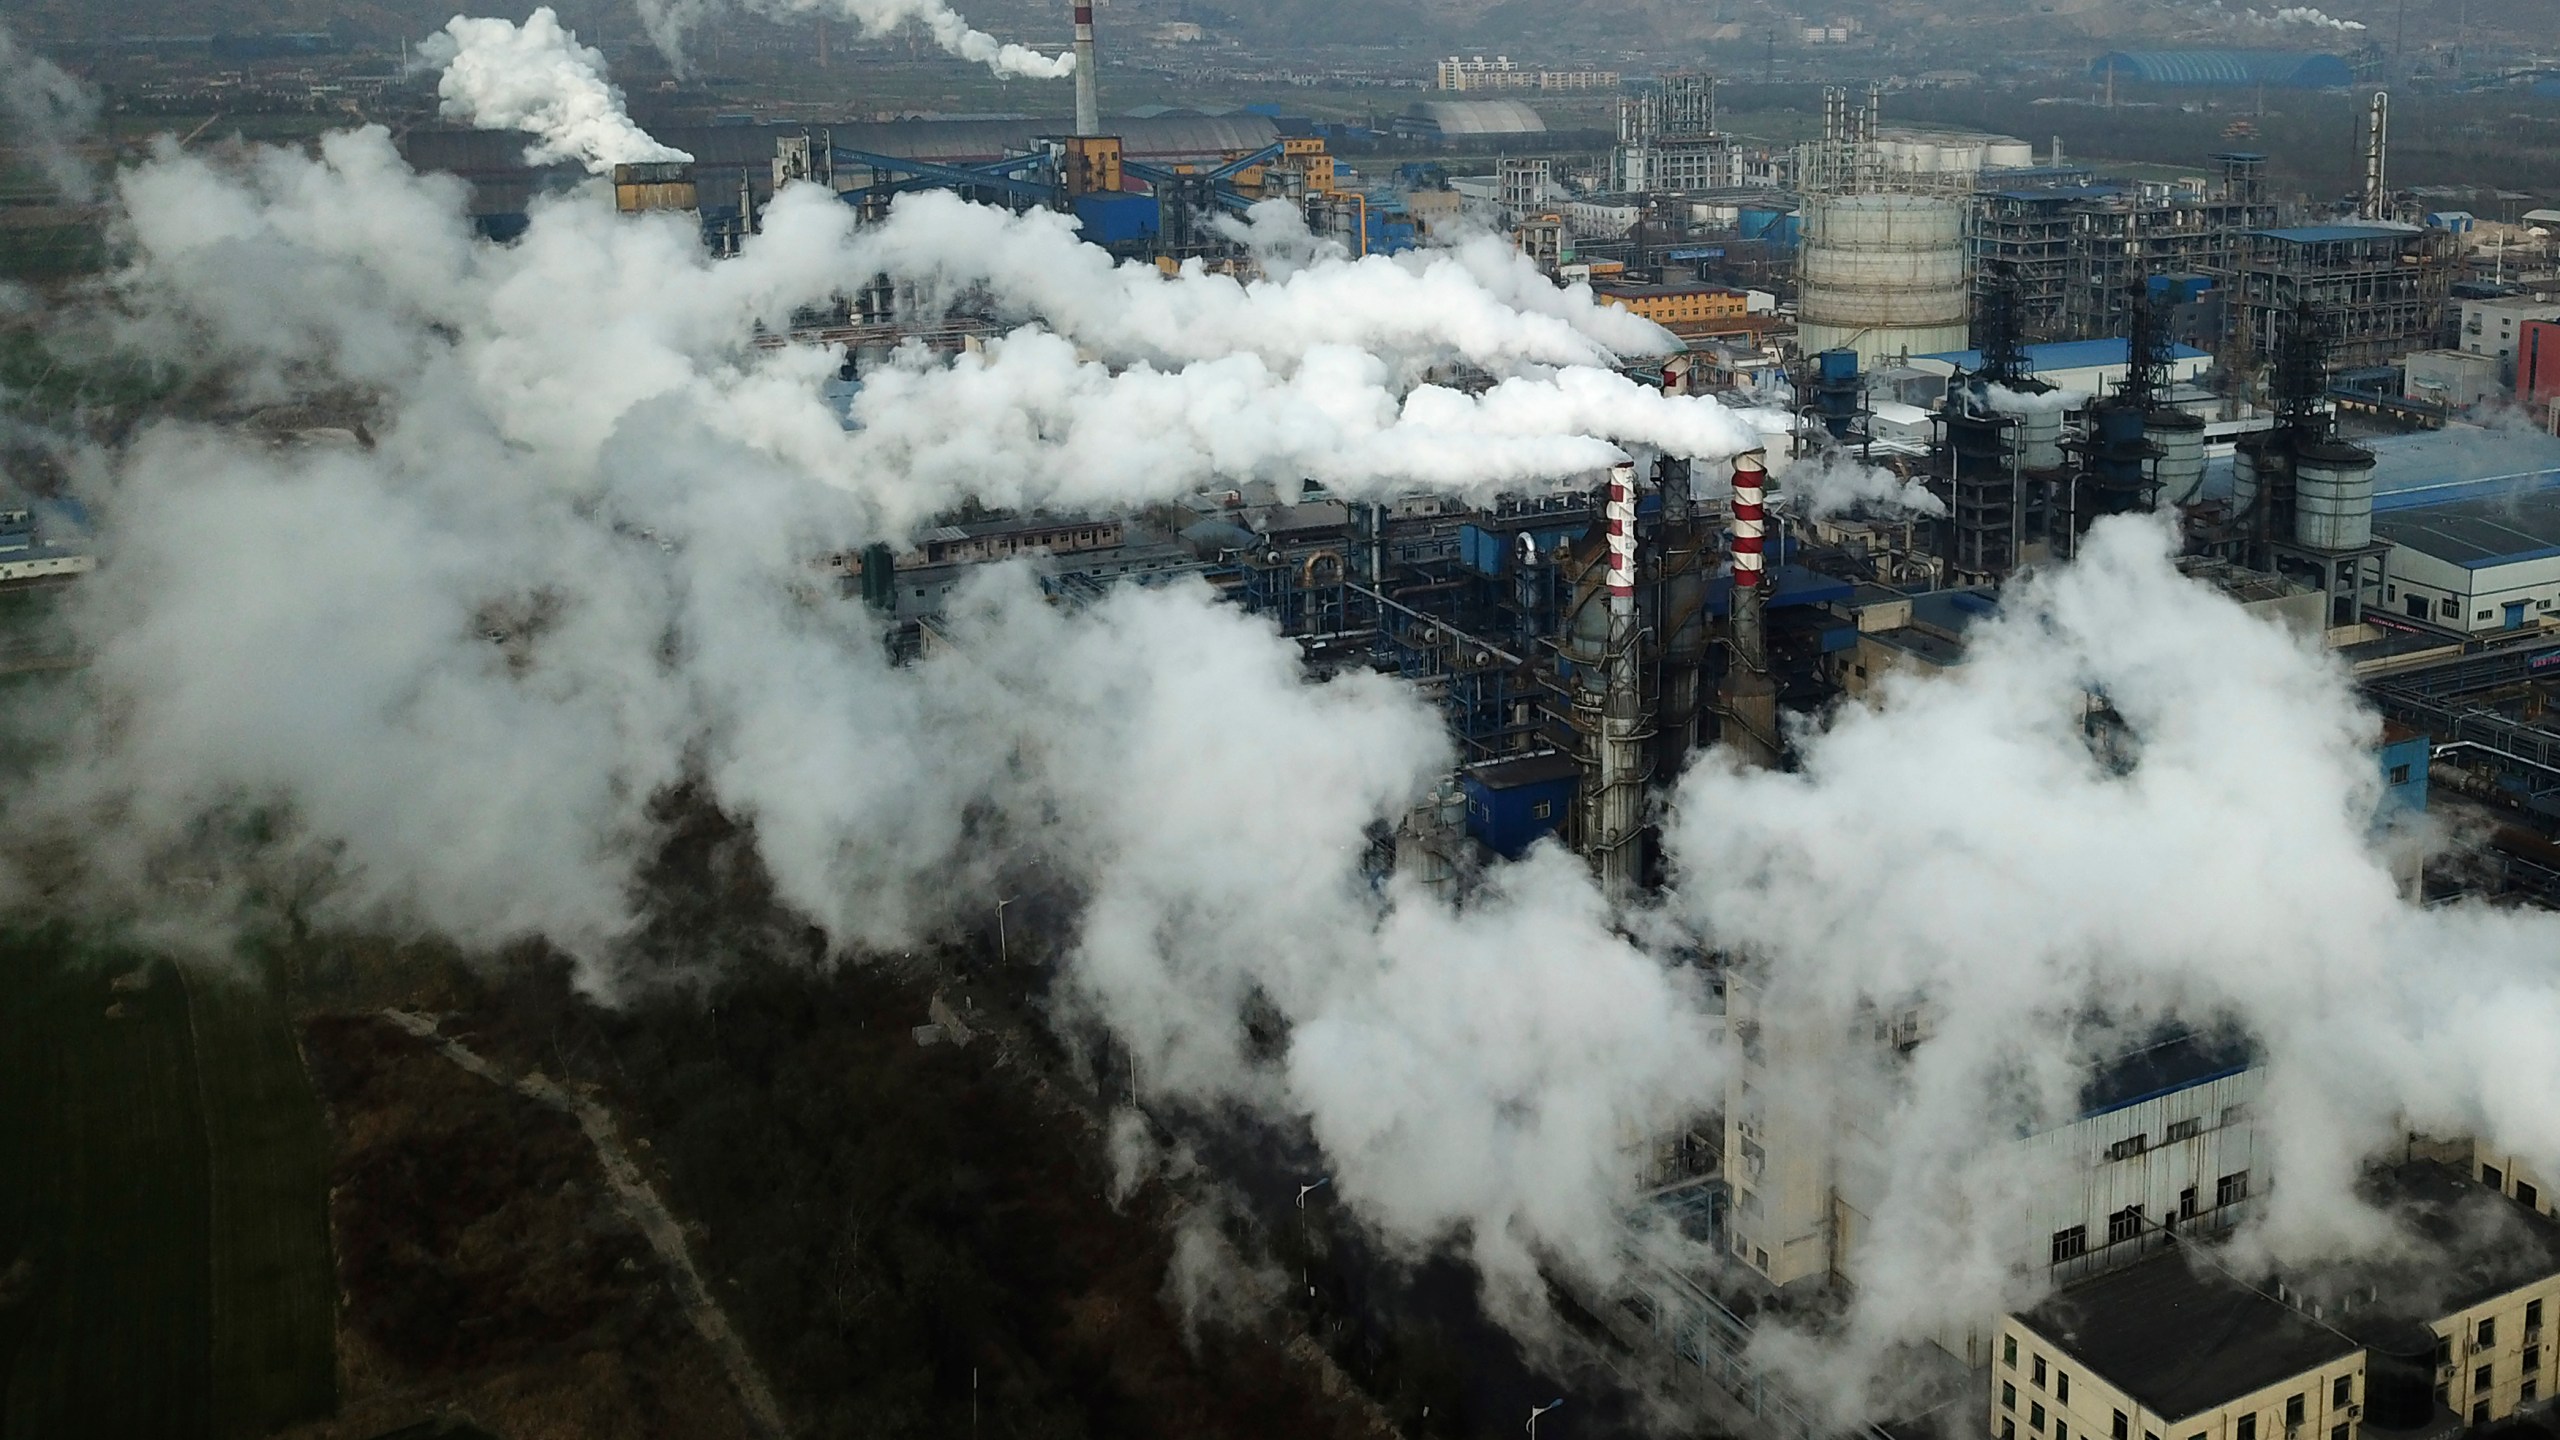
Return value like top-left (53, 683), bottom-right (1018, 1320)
top-left (1605, 461), bottom-right (1637, 615)
top-left (1073, 0), bottom-right (1099, 137)
top-left (1731, 453), bottom-right (1766, 590)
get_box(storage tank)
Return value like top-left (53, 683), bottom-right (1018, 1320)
top-left (1797, 192), bottom-right (1970, 371)
top-left (2232, 435), bottom-right (2272, 516)
top-left (1983, 138), bottom-right (2036, 170)
top-left (2294, 439), bottom-right (2378, 552)
top-left (2150, 411), bottom-right (2208, 505)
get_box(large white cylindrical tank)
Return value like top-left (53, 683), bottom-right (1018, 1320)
top-left (2233, 438), bottom-right (2268, 515)
top-left (2295, 441), bottom-right (2378, 552)
top-left (1983, 138), bottom-right (2036, 170)
top-left (1797, 192), bottom-right (1970, 371)
top-left (2151, 412), bottom-right (2208, 505)
top-left (2015, 408), bottom-right (2064, 471)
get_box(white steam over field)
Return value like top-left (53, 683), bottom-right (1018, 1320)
top-left (6, 26), bottom-right (2560, 1418)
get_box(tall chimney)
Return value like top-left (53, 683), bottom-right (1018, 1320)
top-left (2362, 91), bottom-right (2389, 221)
top-left (1074, 0), bottom-right (1100, 137)
top-left (1594, 460), bottom-right (1645, 894)
top-left (1730, 453), bottom-right (1768, 677)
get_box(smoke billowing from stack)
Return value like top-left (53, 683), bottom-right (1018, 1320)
top-left (420, 9), bottom-right (693, 174)
top-left (637, 0), bottom-right (1076, 79)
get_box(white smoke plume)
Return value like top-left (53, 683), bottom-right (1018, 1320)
top-left (21, 100), bottom-right (2560, 1426)
top-left (418, 9), bottom-right (692, 174)
top-left (1669, 512), bottom-right (2560, 1401)
top-left (1983, 382), bottom-right (2091, 418)
top-left (0, 20), bottom-right (101, 202)
top-left (2260, 5), bottom-right (2368, 30)
top-left (1768, 447), bottom-right (1945, 519)
top-left (637, 0), bottom-right (1075, 79)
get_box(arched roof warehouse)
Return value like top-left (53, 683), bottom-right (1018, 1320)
top-left (2088, 51), bottom-right (2356, 88)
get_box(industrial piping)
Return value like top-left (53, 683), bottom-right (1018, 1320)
top-left (1073, 0), bottom-right (1100, 137)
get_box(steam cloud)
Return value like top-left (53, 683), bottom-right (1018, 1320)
top-left (637, 0), bottom-right (1076, 79)
top-left (0, 18), bottom-right (101, 201)
top-left (419, 9), bottom-right (693, 174)
top-left (10, 39), bottom-right (2560, 1424)
top-left (1768, 448), bottom-right (1946, 519)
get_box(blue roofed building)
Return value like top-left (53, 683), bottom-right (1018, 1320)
top-left (2089, 51), bottom-right (2357, 89)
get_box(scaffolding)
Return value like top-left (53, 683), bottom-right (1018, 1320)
top-left (2235, 225), bottom-right (2455, 371)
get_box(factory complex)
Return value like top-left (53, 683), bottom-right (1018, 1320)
top-left (354, 35), bottom-right (2560, 1440)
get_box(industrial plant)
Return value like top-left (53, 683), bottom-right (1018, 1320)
top-left (18, 4), bottom-right (2560, 1439)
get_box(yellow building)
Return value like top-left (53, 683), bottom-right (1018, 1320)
top-left (1996, 1254), bottom-right (2363, 1440)
top-left (1996, 1163), bottom-right (2560, 1440)
top-left (1595, 282), bottom-right (1748, 329)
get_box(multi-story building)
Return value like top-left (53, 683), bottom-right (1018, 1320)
top-left (2518, 319), bottom-right (2560, 417)
top-left (1971, 156), bottom-right (2278, 344)
top-left (2235, 224), bottom-right (2459, 371)
top-left (1612, 74), bottom-right (1741, 195)
top-left (2461, 298), bottom-right (2560, 382)
top-left (1434, 54), bottom-right (1620, 91)
top-left (1595, 281), bottom-right (1750, 330)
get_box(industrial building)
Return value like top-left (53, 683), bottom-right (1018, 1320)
top-left (2087, 51), bottom-right (2359, 90)
top-left (2000, 1161), bottom-right (2560, 1440)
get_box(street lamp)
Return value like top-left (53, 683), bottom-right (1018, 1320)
top-left (1528, 1398), bottom-right (1564, 1437)
top-left (1296, 1177), bottom-right (1331, 1295)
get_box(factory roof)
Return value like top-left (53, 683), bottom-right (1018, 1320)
top-left (2079, 1029), bottom-right (2252, 1119)
top-left (2250, 223), bottom-right (2423, 244)
top-left (1917, 338), bottom-right (2211, 374)
top-left (402, 115), bottom-right (1283, 183)
top-left (2345, 1162), bottom-right (2560, 1317)
top-left (2020, 1249), bottom-right (2359, 1424)
top-left (1463, 751), bottom-right (1582, 790)
top-left (2088, 50), bottom-right (2356, 88)
top-left (1407, 99), bottom-right (1549, 136)
top-left (2375, 484), bottom-right (2560, 569)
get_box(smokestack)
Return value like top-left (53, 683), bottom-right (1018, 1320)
top-left (1074, 0), bottom-right (1100, 137)
top-left (1594, 460), bottom-right (1645, 894)
top-left (2362, 91), bottom-right (2389, 221)
top-left (1722, 452), bottom-right (1778, 769)
top-left (2051, 134), bottom-right (2063, 168)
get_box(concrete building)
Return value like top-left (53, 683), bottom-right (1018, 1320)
top-left (0, 506), bottom-right (93, 585)
top-left (2402, 349), bottom-right (2502, 410)
top-left (1596, 282), bottom-right (1748, 329)
top-left (2514, 319), bottom-right (2560, 414)
top-left (2373, 482), bottom-right (2560, 632)
top-left (2003, 1162), bottom-right (2560, 1440)
top-left (2459, 298), bottom-right (2560, 381)
top-left (1997, 1252), bottom-right (2362, 1440)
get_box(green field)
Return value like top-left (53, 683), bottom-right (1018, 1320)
top-left (0, 931), bottom-right (337, 1438)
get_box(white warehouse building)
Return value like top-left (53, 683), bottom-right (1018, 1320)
top-left (2372, 482), bottom-right (2560, 633)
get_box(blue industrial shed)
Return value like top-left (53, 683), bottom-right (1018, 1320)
top-left (1460, 752), bottom-right (1580, 859)
top-left (2089, 51), bottom-right (2356, 88)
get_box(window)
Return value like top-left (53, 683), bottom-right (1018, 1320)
top-left (2004, 1424), bottom-right (2017, 1440)
top-left (1530, 801), bottom-right (1552, 820)
top-left (2237, 1415), bottom-right (2256, 1440)
top-left (2218, 1171), bottom-right (2251, 1206)
top-left (2472, 1402), bottom-right (2489, 1427)
top-left (2035, 1356), bottom-right (2049, 1388)
top-left (1754, 1247), bottom-right (1769, 1271)
top-left (2480, 1318), bottom-right (2497, 1349)
top-left (2436, 1334), bottom-right (2454, 1366)
top-left (2389, 764), bottom-right (2411, 786)
top-left (2057, 1425), bottom-right (2068, 1440)
top-left (2334, 1375), bottom-right (2352, 1407)
top-left (2222, 1103), bottom-right (2251, 1126)
top-left (2525, 1378), bottom-right (2540, 1405)
top-left (2006, 1336), bottom-right (2020, 1369)
top-left (2329, 1428), bottom-right (2346, 1440)
top-left (2287, 1394), bottom-right (2305, 1427)
top-left (2051, 1227), bottom-right (2088, 1264)
top-left (2108, 1135), bottom-right (2149, 1161)
top-left (2487, 1164), bottom-right (2507, 1191)
top-left (2528, 1345), bottom-right (2543, 1374)
top-left (2113, 1411), bottom-right (2130, 1440)
top-left (2110, 1207), bottom-right (2146, 1245)
top-left (2479, 610), bottom-right (2495, 621)
top-left (2530, 1298), bottom-right (2544, 1332)
top-left (2033, 1404), bottom-right (2047, 1432)
top-left (2443, 597), bottom-right (2460, 617)
top-left (2059, 1373), bottom-right (2071, 1403)
top-left (2165, 1118), bottom-right (2202, 1143)
top-left (2180, 1187), bottom-right (2199, 1222)
top-left (2523, 1183), bottom-right (2542, 1212)
top-left (2474, 1363), bottom-right (2493, 1393)
top-left (2005, 1383), bottom-right (2019, 1411)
